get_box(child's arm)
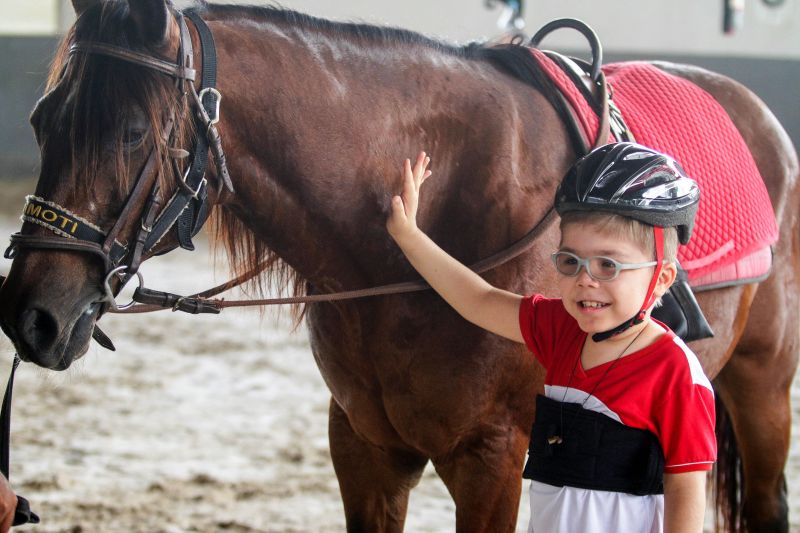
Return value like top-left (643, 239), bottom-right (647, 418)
top-left (387, 152), bottom-right (524, 343)
top-left (663, 471), bottom-right (706, 533)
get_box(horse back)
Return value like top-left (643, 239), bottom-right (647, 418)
top-left (650, 61), bottom-right (799, 217)
top-left (645, 61), bottom-right (800, 380)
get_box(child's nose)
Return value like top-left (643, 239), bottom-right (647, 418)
top-left (575, 267), bottom-right (599, 286)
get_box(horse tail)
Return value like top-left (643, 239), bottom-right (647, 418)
top-left (713, 394), bottom-right (744, 532)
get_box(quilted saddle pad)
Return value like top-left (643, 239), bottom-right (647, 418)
top-left (530, 49), bottom-right (779, 286)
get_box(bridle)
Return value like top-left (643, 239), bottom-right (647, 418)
top-left (4, 9), bottom-right (232, 317)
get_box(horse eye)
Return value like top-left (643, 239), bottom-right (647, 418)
top-left (122, 128), bottom-right (147, 150)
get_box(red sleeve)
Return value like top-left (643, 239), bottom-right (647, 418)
top-left (518, 294), bottom-right (562, 369)
top-left (655, 350), bottom-right (717, 474)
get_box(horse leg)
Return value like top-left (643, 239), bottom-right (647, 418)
top-left (715, 362), bottom-right (792, 532)
top-left (432, 425), bottom-right (528, 532)
top-left (713, 280), bottom-right (799, 532)
top-left (328, 399), bottom-right (428, 533)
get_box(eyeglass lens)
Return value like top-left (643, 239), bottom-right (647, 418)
top-left (553, 252), bottom-right (619, 280)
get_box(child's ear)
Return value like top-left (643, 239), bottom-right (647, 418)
top-left (655, 262), bottom-right (678, 297)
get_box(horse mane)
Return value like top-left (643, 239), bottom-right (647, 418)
top-left (199, 2), bottom-right (479, 57)
top-left (196, 1), bottom-right (557, 85)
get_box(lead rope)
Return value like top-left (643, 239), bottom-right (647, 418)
top-left (0, 356), bottom-right (39, 526)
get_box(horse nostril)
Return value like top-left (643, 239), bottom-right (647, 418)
top-left (20, 308), bottom-right (60, 352)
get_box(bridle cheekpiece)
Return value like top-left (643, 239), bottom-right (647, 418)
top-left (4, 9), bottom-right (232, 313)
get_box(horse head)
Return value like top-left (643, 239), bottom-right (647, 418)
top-left (0, 0), bottom-right (215, 370)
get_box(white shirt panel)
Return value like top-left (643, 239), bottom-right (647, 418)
top-left (527, 480), bottom-right (664, 533)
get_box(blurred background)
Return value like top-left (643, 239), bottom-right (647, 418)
top-left (0, 0), bottom-right (799, 179)
top-left (0, 2), bottom-right (798, 531)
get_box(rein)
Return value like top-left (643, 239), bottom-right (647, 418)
top-left (123, 207), bottom-right (561, 313)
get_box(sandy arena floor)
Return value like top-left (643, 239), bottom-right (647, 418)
top-left (0, 180), bottom-right (797, 532)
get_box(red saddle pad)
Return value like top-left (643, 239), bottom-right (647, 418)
top-left (531, 49), bottom-right (778, 284)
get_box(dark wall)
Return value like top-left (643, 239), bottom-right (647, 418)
top-left (0, 37), bottom-right (58, 178)
top-left (0, 36), bottom-right (798, 179)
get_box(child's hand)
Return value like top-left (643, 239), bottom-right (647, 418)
top-left (387, 151), bottom-right (432, 242)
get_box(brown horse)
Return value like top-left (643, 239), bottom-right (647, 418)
top-left (0, 1), bottom-right (797, 531)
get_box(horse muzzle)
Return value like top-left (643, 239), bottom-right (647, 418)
top-left (0, 273), bottom-right (100, 371)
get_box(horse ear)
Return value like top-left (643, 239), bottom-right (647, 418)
top-left (71, 0), bottom-right (101, 17)
top-left (127, 0), bottom-right (171, 48)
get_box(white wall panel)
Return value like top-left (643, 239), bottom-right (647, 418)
top-left (198, 0), bottom-right (800, 59)
top-left (19, 0), bottom-right (800, 58)
top-left (0, 0), bottom-right (59, 35)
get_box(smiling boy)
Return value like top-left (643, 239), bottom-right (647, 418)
top-left (386, 143), bottom-right (716, 532)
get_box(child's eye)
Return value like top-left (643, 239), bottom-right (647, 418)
top-left (596, 259), bottom-right (618, 277)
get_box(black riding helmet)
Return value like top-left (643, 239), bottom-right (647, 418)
top-left (555, 142), bottom-right (700, 244)
top-left (554, 142), bottom-right (701, 342)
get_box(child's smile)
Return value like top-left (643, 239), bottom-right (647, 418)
top-left (578, 300), bottom-right (610, 310)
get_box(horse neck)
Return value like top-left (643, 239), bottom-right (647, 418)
top-left (208, 11), bottom-right (565, 291)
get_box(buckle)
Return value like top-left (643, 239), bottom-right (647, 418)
top-left (99, 266), bottom-right (145, 311)
top-left (180, 175), bottom-right (207, 199)
top-left (178, 162), bottom-right (207, 199)
top-left (3, 244), bottom-right (16, 259)
top-left (197, 87), bottom-right (221, 125)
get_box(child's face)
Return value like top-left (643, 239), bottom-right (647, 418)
top-left (557, 222), bottom-right (664, 336)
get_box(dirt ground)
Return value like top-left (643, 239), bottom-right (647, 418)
top-left (0, 179), bottom-right (798, 532)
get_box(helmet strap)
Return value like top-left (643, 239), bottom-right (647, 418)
top-left (591, 226), bottom-right (665, 342)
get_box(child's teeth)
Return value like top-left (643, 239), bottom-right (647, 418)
top-left (583, 301), bottom-right (605, 308)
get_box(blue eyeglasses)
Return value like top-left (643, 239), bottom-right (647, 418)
top-left (551, 251), bottom-right (658, 281)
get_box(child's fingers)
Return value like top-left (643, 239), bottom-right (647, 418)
top-left (420, 169), bottom-right (432, 185)
top-left (415, 151), bottom-right (427, 169)
top-left (402, 164), bottom-right (420, 220)
top-left (403, 158), bottom-right (416, 198)
top-left (413, 152), bottom-right (430, 187)
top-left (419, 157), bottom-right (431, 185)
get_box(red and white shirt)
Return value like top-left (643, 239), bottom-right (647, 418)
top-left (519, 295), bottom-right (716, 533)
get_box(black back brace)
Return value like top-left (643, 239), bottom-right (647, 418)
top-left (523, 394), bottom-right (665, 496)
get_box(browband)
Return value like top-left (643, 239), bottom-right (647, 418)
top-left (17, 196), bottom-right (128, 264)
